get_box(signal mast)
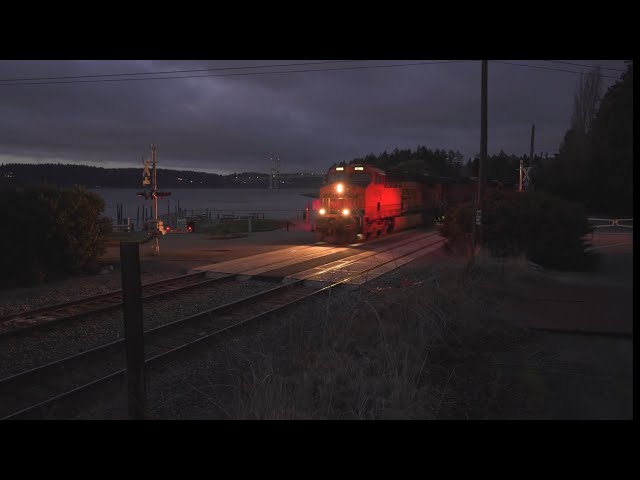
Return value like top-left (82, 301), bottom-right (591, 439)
top-left (137, 144), bottom-right (171, 255)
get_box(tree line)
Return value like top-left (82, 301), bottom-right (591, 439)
top-left (0, 164), bottom-right (322, 189)
top-left (336, 146), bottom-right (538, 188)
top-left (534, 61), bottom-right (633, 216)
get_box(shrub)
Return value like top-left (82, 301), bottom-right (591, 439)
top-left (520, 192), bottom-right (596, 270)
top-left (439, 201), bottom-right (473, 255)
top-left (439, 190), bottom-right (598, 270)
top-left (0, 185), bottom-right (112, 286)
top-left (482, 190), bottom-right (527, 257)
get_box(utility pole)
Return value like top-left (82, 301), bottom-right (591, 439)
top-left (476, 59), bottom-right (488, 249)
top-left (529, 124), bottom-right (535, 167)
top-left (527, 124), bottom-right (535, 191)
top-left (479, 60), bottom-right (488, 203)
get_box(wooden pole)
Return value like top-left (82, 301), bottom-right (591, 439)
top-left (476, 59), bottom-right (488, 249)
top-left (528, 124), bottom-right (535, 191)
top-left (151, 144), bottom-right (159, 255)
top-left (479, 60), bottom-right (488, 203)
top-left (120, 242), bottom-right (146, 420)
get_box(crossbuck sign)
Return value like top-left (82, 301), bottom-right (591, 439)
top-left (142, 159), bottom-right (151, 186)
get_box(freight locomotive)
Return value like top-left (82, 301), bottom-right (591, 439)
top-left (313, 164), bottom-right (476, 243)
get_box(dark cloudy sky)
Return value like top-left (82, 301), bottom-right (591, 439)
top-left (0, 60), bottom-right (628, 175)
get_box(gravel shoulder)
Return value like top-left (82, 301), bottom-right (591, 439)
top-left (0, 227), bottom-right (316, 317)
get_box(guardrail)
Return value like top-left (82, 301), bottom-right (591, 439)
top-left (588, 218), bottom-right (633, 229)
top-left (587, 218), bottom-right (633, 241)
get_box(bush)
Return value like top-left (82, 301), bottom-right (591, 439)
top-left (520, 192), bottom-right (597, 270)
top-left (0, 185), bottom-right (112, 286)
top-left (439, 190), bottom-right (598, 270)
top-left (439, 201), bottom-right (473, 255)
top-left (481, 189), bottom-right (529, 257)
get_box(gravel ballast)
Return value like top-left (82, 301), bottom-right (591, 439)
top-left (0, 278), bottom-right (278, 379)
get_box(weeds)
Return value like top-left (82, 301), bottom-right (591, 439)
top-left (150, 256), bottom-right (534, 420)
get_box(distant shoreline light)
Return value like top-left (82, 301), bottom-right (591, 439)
top-left (0, 161), bottom-right (326, 178)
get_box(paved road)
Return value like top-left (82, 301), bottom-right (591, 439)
top-left (102, 225), bottom-right (319, 275)
top-left (500, 231), bottom-right (633, 335)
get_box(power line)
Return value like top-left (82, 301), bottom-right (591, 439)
top-left (0, 60), bottom-right (472, 87)
top-left (490, 60), bottom-right (620, 79)
top-left (0, 59), bottom-right (626, 89)
top-left (0, 60), bottom-right (361, 83)
top-left (0, 59), bottom-right (627, 89)
top-left (543, 60), bottom-right (627, 72)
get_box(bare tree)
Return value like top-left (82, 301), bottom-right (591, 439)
top-left (547, 65), bottom-right (604, 201)
top-left (570, 65), bottom-right (603, 136)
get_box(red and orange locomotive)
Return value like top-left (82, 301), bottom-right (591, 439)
top-left (314, 164), bottom-right (478, 243)
top-left (314, 164), bottom-right (440, 243)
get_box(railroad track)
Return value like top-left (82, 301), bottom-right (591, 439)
top-left (0, 272), bottom-right (223, 337)
top-left (0, 244), bottom-right (347, 337)
top-left (0, 230), bottom-right (420, 337)
top-left (0, 233), bottom-right (443, 420)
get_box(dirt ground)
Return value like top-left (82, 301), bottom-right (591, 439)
top-left (500, 232), bottom-right (633, 335)
top-left (438, 231), bottom-right (633, 419)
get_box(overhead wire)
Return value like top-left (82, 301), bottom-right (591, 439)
top-left (0, 60), bottom-right (472, 86)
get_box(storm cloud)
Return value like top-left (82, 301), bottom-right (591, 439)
top-left (0, 59), bottom-right (627, 174)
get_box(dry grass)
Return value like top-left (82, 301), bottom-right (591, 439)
top-left (147, 253), bottom-right (536, 420)
top-left (26, 251), bottom-right (628, 419)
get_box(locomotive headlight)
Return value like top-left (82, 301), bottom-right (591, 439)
top-left (342, 208), bottom-right (350, 216)
top-left (319, 208), bottom-right (326, 215)
top-left (336, 183), bottom-right (344, 194)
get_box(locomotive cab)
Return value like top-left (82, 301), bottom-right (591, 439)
top-left (314, 164), bottom-right (479, 244)
top-left (315, 166), bottom-right (366, 243)
top-left (315, 164), bottom-right (404, 243)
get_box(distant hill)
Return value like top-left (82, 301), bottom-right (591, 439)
top-left (0, 163), bottom-right (323, 189)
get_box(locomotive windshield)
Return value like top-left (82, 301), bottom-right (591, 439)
top-left (324, 172), bottom-right (371, 186)
top-left (349, 173), bottom-right (372, 186)
top-left (325, 173), bottom-right (346, 184)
